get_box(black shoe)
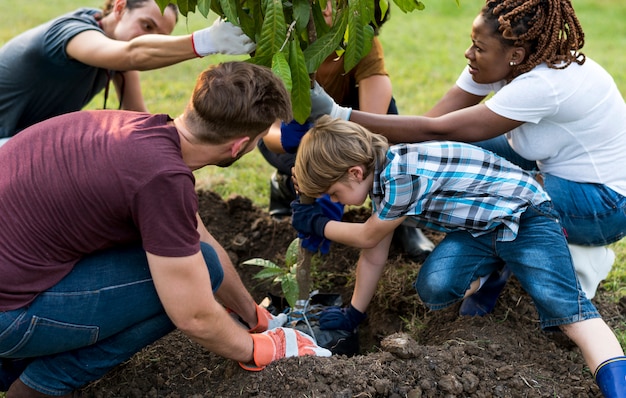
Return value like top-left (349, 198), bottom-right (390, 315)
top-left (1, 358), bottom-right (31, 392)
top-left (459, 267), bottom-right (512, 316)
top-left (269, 171), bottom-right (296, 218)
top-left (394, 225), bottom-right (435, 262)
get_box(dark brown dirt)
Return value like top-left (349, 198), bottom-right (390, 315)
top-left (82, 191), bottom-right (626, 397)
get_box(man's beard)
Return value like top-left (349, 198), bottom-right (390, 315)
top-left (215, 151), bottom-right (244, 168)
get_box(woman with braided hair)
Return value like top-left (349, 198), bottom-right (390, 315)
top-left (311, 0), bottom-right (626, 332)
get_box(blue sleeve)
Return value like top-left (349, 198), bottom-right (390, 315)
top-left (280, 120), bottom-right (313, 154)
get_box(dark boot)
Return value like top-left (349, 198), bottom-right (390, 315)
top-left (459, 267), bottom-right (512, 316)
top-left (1, 358), bottom-right (31, 392)
top-left (269, 171), bottom-right (296, 218)
top-left (394, 225), bottom-right (435, 262)
top-left (595, 356), bottom-right (626, 397)
top-left (7, 378), bottom-right (78, 397)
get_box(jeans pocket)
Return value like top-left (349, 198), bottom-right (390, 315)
top-left (0, 315), bottom-right (99, 358)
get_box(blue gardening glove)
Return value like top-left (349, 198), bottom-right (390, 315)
top-left (291, 198), bottom-right (331, 238)
top-left (300, 195), bottom-right (344, 254)
top-left (280, 120), bottom-right (312, 154)
top-left (310, 81), bottom-right (352, 121)
top-left (319, 304), bottom-right (366, 331)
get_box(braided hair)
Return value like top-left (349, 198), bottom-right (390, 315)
top-left (482, 0), bottom-right (585, 78)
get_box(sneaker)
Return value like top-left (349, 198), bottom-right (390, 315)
top-left (568, 244), bottom-right (615, 299)
top-left (459, 267), bottom-right (512, 317)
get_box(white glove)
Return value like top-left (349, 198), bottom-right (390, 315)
top-left (310, 81), bottom-right (352, 121)
top-left (191, 18), bottom-right (256, 57)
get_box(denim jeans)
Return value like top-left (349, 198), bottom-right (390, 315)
top-left (0, 243), bottom-right (223, 395)
top-left (414, 202), bottom-right (600, 330)
top-left (475, 135), bottom-right (626, 245)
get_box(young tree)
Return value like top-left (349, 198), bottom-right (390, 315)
top-left (158, 0), bottom-right (442, 122)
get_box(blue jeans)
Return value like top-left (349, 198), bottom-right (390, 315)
top-left (0, 243), bottom-right (223, 395)
top-left (414, 202), bottom-right (600, 330)
top-left (475, 135), bottom-right (626, 245)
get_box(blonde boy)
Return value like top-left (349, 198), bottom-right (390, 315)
top-left (290, 115), bottom-right (626, 396)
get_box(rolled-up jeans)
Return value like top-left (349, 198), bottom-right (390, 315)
top-left (475, 135), bottom-right (626, 245)
top-left (414, 202), bottom-right (600, 330)
top-left (0, 243), bottom-right (223, 395)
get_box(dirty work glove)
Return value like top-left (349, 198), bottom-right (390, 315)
top-left (280, 120), bottom-right (313, 154)
top-left (191, 18), bottom-right (256, 57)
top-left (248, 305), bottom-right (288, 333)
top-left (300, 195), bottom-right (344, 254)
top-left (239, 327), bottom-right (332, 371)
top-left (319, 304), bottom-right (366, 332)
top-left (310, 81), bottom-right (352, 121)
top-left (291, 198), bottom-right (331, 238)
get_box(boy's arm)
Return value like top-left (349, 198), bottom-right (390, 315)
top-left (324, 215), bottom-right (406, 249)
top-left (351, 231), bottom-right (395, 312)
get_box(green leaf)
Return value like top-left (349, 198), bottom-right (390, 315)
top-left (359, 0), bottom-right (375, 27)
top-left (343, 0), bottom-right (366, 73)
top-left (272, 51), bottom-right (292, 93)
top-left (246, 54), bottom-right (273, 68)
top-left (392, 0), bottom-right (425, 13)
top-left (156, 0), bottom-right (181, 15)
top-left (285, 237), bottom-right (300, 267)
top-left (310, 0), bottom-right (330, 44)
top-left (197, 0), bottom-right (212, 18)
top-left (344, 24), bottom-right (373, 73)
top-left (235, 2), bottom-right (256, 40)
top-left (248, 0), bottom-right (264, 43)
top-left (178, 0), bottom-right (197, 16)
top-left (288, 39), bottom-right (311, 123)
top-left (292, 0), bottom-right (311, 34)
top-left (281, 273), bottom-right (299, 308)
top-left (242, 258), bottom-right (278, 268)
top-left (256, 0), bottom-right (287, 57)
top-left (218, 0), bottom-right (239, 24)
top-left (254, 267), bottom-right (286, 280)
top-left (303, 8), bottom-right (348, 73)
top-left (378, 0), bottom-right (389, 22)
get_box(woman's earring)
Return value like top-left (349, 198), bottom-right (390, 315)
top-left (509, 61), bottom-right (517, 66)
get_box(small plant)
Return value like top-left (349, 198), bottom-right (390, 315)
top-left (243, 237), bottom-right (301, 307)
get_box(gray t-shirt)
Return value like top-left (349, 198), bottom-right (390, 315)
top-left (0, 8), bottom-right (109, 137)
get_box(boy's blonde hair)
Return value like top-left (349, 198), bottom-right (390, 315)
top-left (295, 115), bottom-right (389, 197)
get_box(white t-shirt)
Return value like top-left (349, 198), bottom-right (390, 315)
top-left (456, 58), bottom-right (626, 196)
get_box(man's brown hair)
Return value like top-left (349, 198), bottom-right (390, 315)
top-left (186, 62), bottom-right (292, 144)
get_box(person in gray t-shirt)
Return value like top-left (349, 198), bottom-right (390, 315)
top-left (0, 0), bottom-right (255, 140)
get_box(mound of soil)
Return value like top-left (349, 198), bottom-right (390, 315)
top-left (82, 191), bottom-right (625, 397)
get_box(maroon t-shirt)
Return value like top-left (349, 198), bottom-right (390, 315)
top-left (0, 110), bottom-right (200, 310)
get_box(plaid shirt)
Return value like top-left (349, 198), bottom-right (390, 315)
top-left (371, 142), bottom-right (550, 241)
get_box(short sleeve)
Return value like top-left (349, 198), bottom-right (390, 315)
top-left (133, 172), bottom-right (201, 257)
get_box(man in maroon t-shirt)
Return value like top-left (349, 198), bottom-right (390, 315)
top-left (0, 62), bottom-right (330, 397)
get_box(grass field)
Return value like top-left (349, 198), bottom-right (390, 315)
top-left (1, 0), bottom-right (625, 310)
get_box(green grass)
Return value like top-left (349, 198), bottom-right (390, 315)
top-left (1, 5), bottom-right (626, 391)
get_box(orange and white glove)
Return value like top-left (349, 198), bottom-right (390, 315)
top-left (239, 327), bottom-right (332, 371)
top-left (248, 305), bottom-right (288, 333)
